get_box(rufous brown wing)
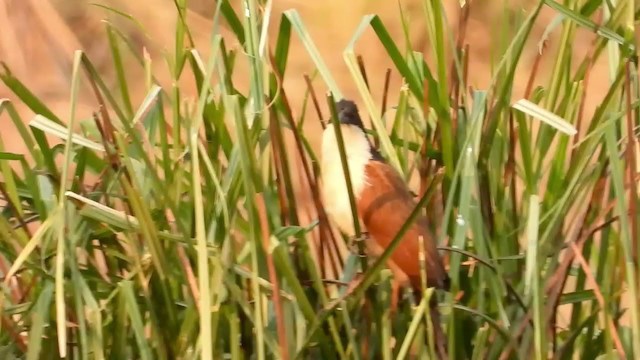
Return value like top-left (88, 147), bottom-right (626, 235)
top-left (357, 160), bottom-right (450, 291)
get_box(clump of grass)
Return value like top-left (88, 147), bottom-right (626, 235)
top-left (1, 0), bottom-right (639, 359)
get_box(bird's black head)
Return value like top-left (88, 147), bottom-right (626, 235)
top-left (334, 98), bottom-right (384, 161)
top-left (337, 99), bottom-right (365, 129)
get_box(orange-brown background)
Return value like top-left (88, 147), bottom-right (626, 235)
top-left (1, 0), bottom-right (612, 155)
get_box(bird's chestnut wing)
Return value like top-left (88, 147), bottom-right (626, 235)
top-left (356, 160), bottom-right (449, 289)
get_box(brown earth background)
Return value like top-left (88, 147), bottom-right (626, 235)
top-left (0, 0), bottom-right (615, 155)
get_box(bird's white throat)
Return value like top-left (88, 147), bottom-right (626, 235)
top-left (320, 124), bottom-right (371, 236)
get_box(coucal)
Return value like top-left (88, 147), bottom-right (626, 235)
top-left (321, 99), bottom-right (450, 358)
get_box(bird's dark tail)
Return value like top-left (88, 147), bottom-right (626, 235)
top-left (413, 287), bottom-right (448, 360)
top-left (428, 295), bottom-right (448, 360)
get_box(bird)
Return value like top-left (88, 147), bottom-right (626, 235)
top-left (320, 98), bottom-right (450, 358)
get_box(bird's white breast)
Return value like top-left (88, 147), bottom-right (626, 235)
top-left (320, 124), bottom-right (371, 236)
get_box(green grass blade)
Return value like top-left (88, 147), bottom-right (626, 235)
top-left (26, 282), bottom-right (54, 360)
top-left (605, 118), bottom-right (640, 356)
top-left (283, 10), bottom-right (342, 98)
top-left (119, 281), bottom-right (153, 359)
top-left (524, 195), bottom-right (545, 359)
top-left (53, 49), bottom-right (83, 358)
top-left (343, 19), bottom-right (402, 171)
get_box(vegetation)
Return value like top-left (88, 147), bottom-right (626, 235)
top-left (0, 0), bottom-right (639, 359)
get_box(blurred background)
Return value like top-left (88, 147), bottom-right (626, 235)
top-left (0, 0), bottom-right (613, 156)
